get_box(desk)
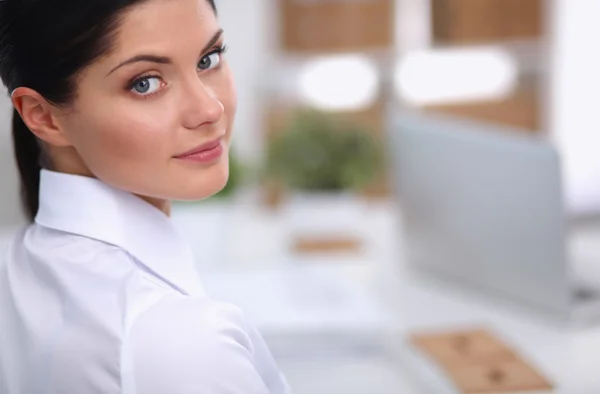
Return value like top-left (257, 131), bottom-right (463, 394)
top-left (191, 201), bottom-right (600, 394)
top-left (204, 261), bottom-right (600, 393)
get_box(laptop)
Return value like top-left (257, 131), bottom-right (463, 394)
top-left (387, 110), bottom-right (600, 326)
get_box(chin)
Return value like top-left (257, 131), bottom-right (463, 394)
top-left (173, 161), bottom-right (230, 201)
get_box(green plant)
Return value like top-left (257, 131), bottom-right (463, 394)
top-left (265, 109), bottom-right (384, 192)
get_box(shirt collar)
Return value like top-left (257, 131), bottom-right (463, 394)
top-left (35, 169), bottom-right (204, 296)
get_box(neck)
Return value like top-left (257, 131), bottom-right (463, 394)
top-left (138, 196), bottom-right (171, 216)
top-left (50, 149), bottom-right (172, 216)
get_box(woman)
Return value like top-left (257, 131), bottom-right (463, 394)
top-left (0, 0), bottom-right (290, 393)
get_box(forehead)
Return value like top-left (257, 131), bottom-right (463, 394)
top-left (113, 0), bottom-right (218, 55)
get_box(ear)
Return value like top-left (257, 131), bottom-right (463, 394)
top-left (11, 87), bottom-right (72, 147)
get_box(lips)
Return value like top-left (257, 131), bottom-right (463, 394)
top-left (174, 137), bottom-right (223, 159)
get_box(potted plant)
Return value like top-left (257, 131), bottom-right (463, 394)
top-left (266, 109), bottom-right (383, 193)
top-left (264, 109), bottom-right (384, 255)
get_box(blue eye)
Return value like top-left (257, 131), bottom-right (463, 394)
top-left (198, 46), bottom-right (227, 71)
top-left (198, 52), bottom-right (220, 70)
top-left (130, 76), bottom-right (162, 95)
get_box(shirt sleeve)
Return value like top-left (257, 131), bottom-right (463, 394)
top-left (128, 293), bottom-right (290, 394)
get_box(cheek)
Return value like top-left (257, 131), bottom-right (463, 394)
top-left (68, 103), bottom-right (177, 165)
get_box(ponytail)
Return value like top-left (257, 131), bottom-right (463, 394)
top-left (12, 109), bottom-right (41, 222)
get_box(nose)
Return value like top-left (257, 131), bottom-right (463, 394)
top-left (181, 79), bottom-right (224, 130)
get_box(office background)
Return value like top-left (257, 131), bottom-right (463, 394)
top-left (2, 1), bottom-right (600, 392)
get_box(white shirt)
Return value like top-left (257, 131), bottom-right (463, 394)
top-left (0, 170), bottom-right (290, 394)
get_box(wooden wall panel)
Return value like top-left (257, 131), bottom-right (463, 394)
top-left (431, 0), bottom-right (543, 44)
top-left (424, 85), bottom-right (540, 132)
top-left (280, 0), bottom-right (394, 53)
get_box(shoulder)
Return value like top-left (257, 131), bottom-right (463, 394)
top-left (4, 224), bottom-right (143, 301)
top-left (23, 224), bottom-right (123, 257)
top-left (16, 224), bottom-right (136, 274)
top-left (128, 294), bottom-right (273, 394)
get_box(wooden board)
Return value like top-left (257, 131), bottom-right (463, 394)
top-left (410, 328), bottom-right (554, 393)
top-left (292, 236), bottom-right (363, 255)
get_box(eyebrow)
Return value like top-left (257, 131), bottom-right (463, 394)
top-left (107, 29), bottom-right (224, 76)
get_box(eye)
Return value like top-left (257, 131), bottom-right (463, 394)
top-left (130, 76), bottom-right (163, 95)
top-left (198, 48), bottom-right (225, 71)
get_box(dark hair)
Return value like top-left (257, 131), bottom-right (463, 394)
top-left (0, 0), bottom-right (217, 221)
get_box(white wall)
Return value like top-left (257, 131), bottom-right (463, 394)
top-left (394, 0), bottom-right (431, 53)
top-left (0, 88), bottom-right (25, 227)
top-left (547, 0), bottom-right (600, 215)
top-left (217, 0), bottom-right (278, 163)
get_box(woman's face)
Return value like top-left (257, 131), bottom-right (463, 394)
top-left (55, 0), bottom-right (236, 204)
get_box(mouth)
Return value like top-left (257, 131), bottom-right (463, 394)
top-left (174, 137), bottom-right (224, 163)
